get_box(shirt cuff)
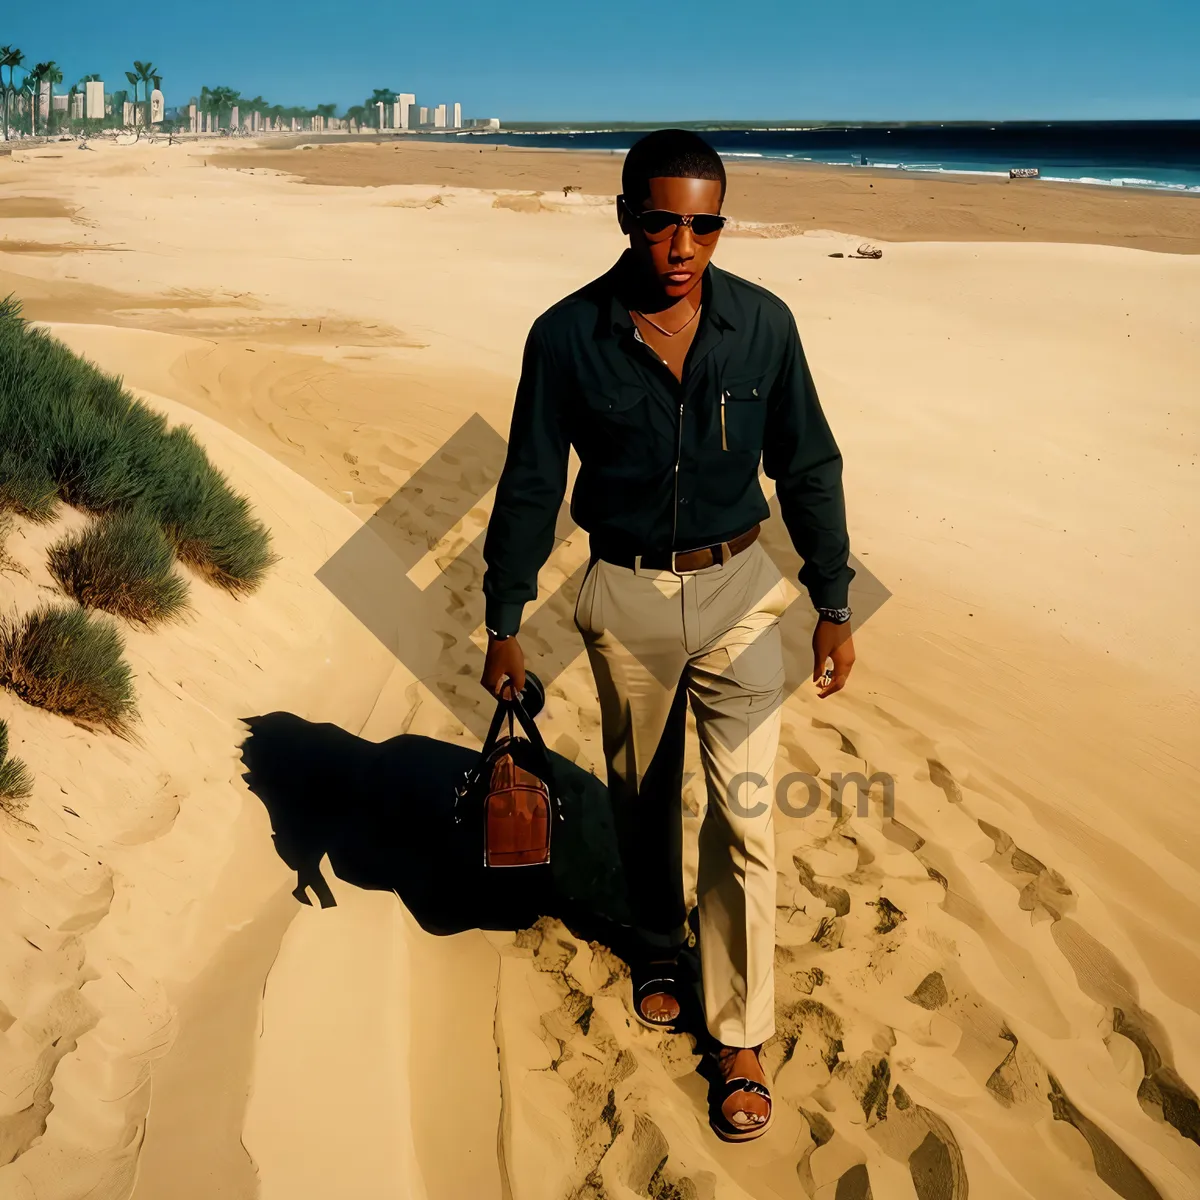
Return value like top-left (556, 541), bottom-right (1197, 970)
top-left (484, 600), bottom-right (525, 639)
top-left (805, 577), bottom-right (851, 612)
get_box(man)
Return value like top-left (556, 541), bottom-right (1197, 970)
top-left (480, 129), bottom-right (855, 1141)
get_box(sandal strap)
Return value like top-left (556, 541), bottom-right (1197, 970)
top-left (634, 976), bottom-right (677, 993)
top-left (718, 1077), bottom-right (772, 1105)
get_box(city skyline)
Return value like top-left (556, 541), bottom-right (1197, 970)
top-left (3, 0), bottom-right (1198, 121)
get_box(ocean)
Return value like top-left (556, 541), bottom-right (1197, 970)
top-left (427, 121), bottom-right (1200, 194)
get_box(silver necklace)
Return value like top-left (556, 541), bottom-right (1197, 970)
top-left (631, 302), bottom-right (701, 338)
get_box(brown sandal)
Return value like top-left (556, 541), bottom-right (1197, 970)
top-left (631, 956), bottom-right (685, 1031)
top-left (709, 1049), bottom-right (773, 1142)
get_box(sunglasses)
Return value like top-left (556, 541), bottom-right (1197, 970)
top-left (618, 195), bottom-right (727, 241)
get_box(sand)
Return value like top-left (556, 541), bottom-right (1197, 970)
top-left (219, 137), bottom-right (1200, 255)
top-left (0, 135), bottom-right (1198, 1200)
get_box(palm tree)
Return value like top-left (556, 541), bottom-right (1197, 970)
top-left (123, 62), bottom-right (156, 136)
top-left (134, 61), bottom-right (157, 129)
top-left (28, 63), bottom-right (53, 136)
top-left (18, 72), bottom-right (36, 137)
top-left (241, 92), bottom-right (265, 128)
top-left (0, 46), bottom-right (12, 139)
top-left (43, 62), bottom-right (62, 134)
top-left (216, 86), bottom-right (239, 130)
top-left (0, 46), bottom-right (25, 141)
top-left (369, 88), bottom-right (397, 129)
top-left (124, 71), bottom-right (139, 128)
top-left (199, 85), bottom-right (239, 131)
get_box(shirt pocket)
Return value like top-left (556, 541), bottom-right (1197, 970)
top-left (582, 383), bottom-right (647, 418)
top-left (718, 377), bottom-right (768, 454)
top-left (579, 384), bottom-right (651, 460)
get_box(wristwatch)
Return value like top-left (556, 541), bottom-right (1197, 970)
top-left (816, 606), bottom-right (852, 625)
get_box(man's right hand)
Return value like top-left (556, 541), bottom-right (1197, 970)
top-left (481, 635), bottom-right (526, 700)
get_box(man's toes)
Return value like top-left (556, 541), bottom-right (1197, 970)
top-left (723, 1095), bottom-right (769, 1126)
top-left (640, 992), bottom-right (680, 1023)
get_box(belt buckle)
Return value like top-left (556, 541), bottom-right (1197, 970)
top-left (669, 548), bottom-right (696, 575)
top-left (671, 542), bottom-right (726, 574)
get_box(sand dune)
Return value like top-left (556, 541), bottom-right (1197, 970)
top-left (1, 137), bottom-right (1198, 1200)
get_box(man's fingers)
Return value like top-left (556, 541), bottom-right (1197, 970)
top-left (817, 657), bottom-right (854, 698)
top-left (817, 671), bottom-right (849, 698)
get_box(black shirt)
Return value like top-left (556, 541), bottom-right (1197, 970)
top-left (482, 252), bottom-right (854, 636)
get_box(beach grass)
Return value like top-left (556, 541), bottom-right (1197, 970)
top-left (48, 509), bottom-right (191, 626)
top-left (0, 717), bottom-right (34, 813)
top-left (0, 603), bottom-right (139, 735)
top-left (0, 293), bottom-right (276, 592)
top-left (0, 512), bottom-right (23, 576)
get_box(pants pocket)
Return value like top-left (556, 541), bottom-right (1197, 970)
top-left (573, 557), bottom-right (602, 634)
top-left (724, 623), bottom-right (786, 695)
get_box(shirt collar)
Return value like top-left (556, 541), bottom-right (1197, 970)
top-left (598, 250), bottom-right (737, 340)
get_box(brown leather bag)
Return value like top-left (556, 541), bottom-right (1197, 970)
top-left (454, 678), bottom-right (560, 868)
top-left (485, 751), bottom-right (551, 867)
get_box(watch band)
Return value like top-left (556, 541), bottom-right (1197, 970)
top-left (816, 606), bottom-right (852, 625)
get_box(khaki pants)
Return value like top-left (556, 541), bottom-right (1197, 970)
top-left (573, 539), bottom-right (787, 1047)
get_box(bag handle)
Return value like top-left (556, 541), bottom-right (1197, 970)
top-left (504, 688), bottom-right (561, 818)
top-left (454, 681), bottom-right (561, 823)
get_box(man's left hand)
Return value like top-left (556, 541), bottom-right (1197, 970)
top-left (812, 620), bottom-right (855, 698)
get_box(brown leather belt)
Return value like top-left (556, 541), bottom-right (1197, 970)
top-left (593, 523), bottom-right (761, 574)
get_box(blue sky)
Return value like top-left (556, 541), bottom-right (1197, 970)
top-left (5, 0), bottom-right (1198, 121)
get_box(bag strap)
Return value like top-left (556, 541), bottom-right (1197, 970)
top-left (505, 690), bottom-right (562, 820)
top-left (453, 683), bottom-right (561, 823)
top-left (453, 696), bottom-right (510, 825)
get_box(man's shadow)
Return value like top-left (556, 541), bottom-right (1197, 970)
top-left (238, 712), bottom-right (639, 955)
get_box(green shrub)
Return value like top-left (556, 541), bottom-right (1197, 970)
top-left (0, 717), bottom-right (34, 812)
top-left (0, 603), bottom-right (138, 735)
top-left (48, 509), bottom-right (190, 625)
top-left (135, 427), bottom-right (277, 593)
top-left (0, 293), bottom-right (276, 592)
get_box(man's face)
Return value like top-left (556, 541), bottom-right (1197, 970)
top-left (619, 176), bottom-right (725, 302)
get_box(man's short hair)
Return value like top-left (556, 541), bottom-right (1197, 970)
top-left (621, 129), bottom-right (727, 208)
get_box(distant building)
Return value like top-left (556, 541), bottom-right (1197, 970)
top-left (85, 80), bottom-right (105, 120)
top-left (434, 103), bottom-right (446, 128)
top-left (418, 106), bottom-right (429, 126)
top-left (452, 102), bottom-right (461, 129)
top-left (397, 92), bottom-right (415, 130)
